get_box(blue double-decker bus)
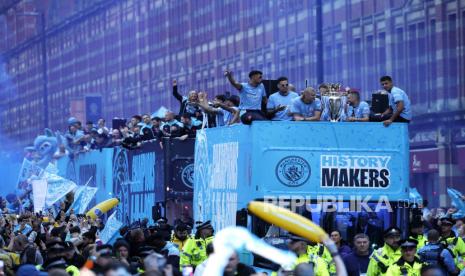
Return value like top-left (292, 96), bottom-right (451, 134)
top-left (193, 122), bottom-right (412, 251)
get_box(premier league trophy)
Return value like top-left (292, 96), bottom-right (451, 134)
top-left (321, 83), bottom-right (347, 122)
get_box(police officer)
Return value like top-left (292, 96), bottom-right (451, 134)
top-left (366, 227), bottom-right (402, 275)
top-left (307, 242), bottom-right (335, 274)
top-left (386, 239), bottom-right (424, 276)
top-left (180, 220), bottom-right (214, 270)
top-left (410, 221), bottom-right (427, 249)
top-left (273, 234), bottom-right (329, 276)
top-left (439, 217), bottom-right (465, 271)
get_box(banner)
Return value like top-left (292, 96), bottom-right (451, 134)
top-left (68, 186), bottom-right (98, 214)
top-left (32, 179), bottom-right (47, 213)
top-left (17, 159), bottom-right (43, 189)
top-left (99, 212), bottom-right (123, 244)
top-left (43, 171), bottom-right (77, 206)
top-left (56, 141), bottom-right (166, 224)
top-left (112, 142), bottom-right (164, 224)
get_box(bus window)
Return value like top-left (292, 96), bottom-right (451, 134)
top-left (250, 200), bottom-right (410, 250)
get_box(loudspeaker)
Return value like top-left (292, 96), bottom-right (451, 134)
top-left (112, 118), bottom-right (127, 130)
top-left (261, 79), bottom-right (279, 97)
top-left (152, 204), bottom-right (162, 222)
top-left (371, 93), bottom-right (389, 113)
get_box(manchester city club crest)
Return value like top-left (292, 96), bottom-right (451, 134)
top-left (275, 156), bottom-right (311, 187)
top-left (181, 163), bottom-right (194, 189)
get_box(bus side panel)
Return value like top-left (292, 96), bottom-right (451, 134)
top-left (193, 126), bottom-right (256, 231)
top-left (252, 122), bottom-right (409, 201)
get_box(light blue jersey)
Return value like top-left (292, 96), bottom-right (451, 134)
top-left (388, 86), bottom-right (412, 120)
top-left (290, 97), bottom-right (322, 118)
top-left (239, 82), bottom-right (266, 111)
top-left (346, 101), bottom-right (370, 119)
top-left (267, 91), bottom-right (299, 120)
top-left (224, 106), bottom-right (239, 125)
top-left (208, 107), bottom-right (225, 127)
top-left (14, 223), bottom-right (32, 235)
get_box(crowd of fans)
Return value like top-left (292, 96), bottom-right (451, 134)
top-left (1, 188), bottom-right (462, 274)
top-left (0, 194), bottom-right (463, 275)
top-left (61, 78), bottom-right (243, 155)
top-left (0, 206), bottom-right (185, 276)
top-left (0, 197), bottom-right (298, 276)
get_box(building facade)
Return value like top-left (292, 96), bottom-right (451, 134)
top-left (1, 0), bottom-right (464, 205)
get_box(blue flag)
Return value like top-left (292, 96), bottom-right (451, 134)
top-left (447, 188), bottom-right (465, 219)
top-left (409, 187), bottom-right (423, 203)
top-left (42, 171), bottom-right (77, 206)
top-left (68, 186), bottom-right (98, 215)
top-left (99, 212), bottom-right (123, 244)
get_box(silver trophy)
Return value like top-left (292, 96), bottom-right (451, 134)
top-left (321, 83), bottom-right (347, 122)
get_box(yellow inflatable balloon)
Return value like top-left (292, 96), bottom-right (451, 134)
top-left (248, 201), bottom-right (328, 243)
top-left (86, 198), bottom-right (119, 219)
